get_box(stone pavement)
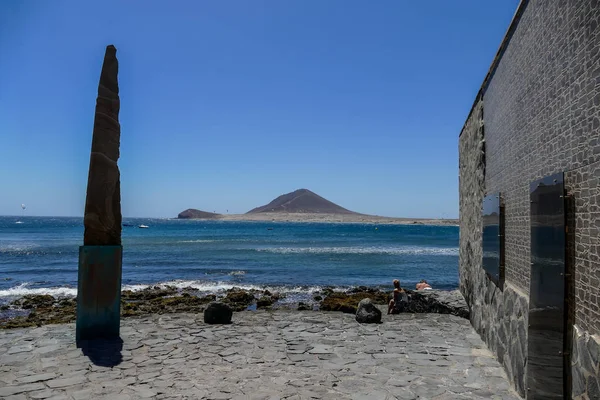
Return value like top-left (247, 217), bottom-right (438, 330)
top-left (0, 311), bottom-right (521, 400)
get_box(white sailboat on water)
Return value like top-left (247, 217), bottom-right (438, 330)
top-left (15, 204), bottom-right (26, 224)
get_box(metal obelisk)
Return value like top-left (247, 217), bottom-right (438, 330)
top-left (76, 45), bottom-right (123, 343)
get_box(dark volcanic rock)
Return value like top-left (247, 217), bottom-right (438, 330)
top-left (257, 296), bottom-right (275, 309)
top-left (318, 287), bottom-right (468, 319)
top-left (321, 290), bottom-right (390, 314)
top-left (247, 189), bottom-right (356, 214)
top-left (121, 293), bottom-right (214, 317)
top-left (223, 288), bottom-right (256, 311)
top-left (177, 209), bottom-right (221, 219)
top-left (204, 302), bottom-right (233, 324)
top-left (121, 286), bottom-right (178, 301)
top-left (402, 290), bottom-right (469, 318)
top-left (355, 298), bottom-right (382, 323)
top-left (297, 302), bottom-right (311, 311)
top-left (16, 295), bottom-right (56, 310)
top-left (83, 44), bottom-right (122, 246)
top-left (2, 289), bottom-right (217, 329)
top-left (3, 297), bottom-right (76, 329)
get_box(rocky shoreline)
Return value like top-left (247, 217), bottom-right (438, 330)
top-left (0, 286), bottom-right (468, 329)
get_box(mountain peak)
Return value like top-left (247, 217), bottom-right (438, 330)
top-left (246, 189), bottom-right (356, 214)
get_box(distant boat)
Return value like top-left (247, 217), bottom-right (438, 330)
top-left (138, 224), bottom-right (149, 229)
top-left (16, 203), bottom-right (26, 224)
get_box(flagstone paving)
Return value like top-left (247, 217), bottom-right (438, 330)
top-left (0, 310), bottom-right (521, 399)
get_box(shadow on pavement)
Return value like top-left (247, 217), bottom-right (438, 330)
top-left (77, 337), bottom-right (123, 367)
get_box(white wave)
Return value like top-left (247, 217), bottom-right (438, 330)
top-left (121, 280), bottom-right (261, 293)
top-left (228, 270), bottom-right (246, 276)
top-left (177, 239), bottom-right (217, 243)
top-left (0, 283), bottom-right (77, 298)
top-left (177, 239), bottom-right (255, 243)
top-left (0, 243), bottom-right (40, 254)
top-left (255, 246), bottom-right (458, 256)
top-left (0, 280), bottom-right (343, 300)
top-left (122, 280), bottom-right (328, 295)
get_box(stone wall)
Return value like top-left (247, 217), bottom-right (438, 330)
top-left (572, 325), bottom-right (600, 400)
top-left (458, 100), bottom-right (485, 309)
top-left (565, 160), bottom-right (600, 337)
top-left (459, 1), bottom-right (600, 398)
top-left (483, 0), bottom-right (600, 298)
top-left (459, 100), bottom-right (529, 397)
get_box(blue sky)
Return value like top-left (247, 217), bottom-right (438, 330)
top-left (0, 1), bottom-right (518, 218)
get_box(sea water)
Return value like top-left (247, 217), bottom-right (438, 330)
top-left (0, 216), bottom-right (458, 304)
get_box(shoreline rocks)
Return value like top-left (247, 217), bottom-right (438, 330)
top-left (320, 290), bottom-right (390, 314)
top-left (223, 288), bottom-right (256, 311)
top-left (401, 289), bottom-right (469, 319)
top-left (355, 298), bottom-right (382, 323)
top-left (0, 286), bottom-right (469, 329)
top-left (204, 302), bottom-right (233, 324)
top-left (1, 286), bottom-right (219, 329)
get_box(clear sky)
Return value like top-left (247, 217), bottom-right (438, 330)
top-left (0, 1), bottom-right (519, 219)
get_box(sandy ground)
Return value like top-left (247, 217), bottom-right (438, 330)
top-left (192, 213), bottom-right (458, 226)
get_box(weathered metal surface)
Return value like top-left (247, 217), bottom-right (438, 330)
top-left (84, 44), bottom-right (122, 246)
top-left (76, 245), bottom-right (122, 343)
top-left (527, 172), bottom-right (566, 399)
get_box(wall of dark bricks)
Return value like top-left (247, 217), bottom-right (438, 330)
top-left (481, 0), bottom-right (600, 335)
top-left (459, 1), bottom-right (600, 397)
top-left (459, 100), bottom-right (529, 397)
top-left (565, 160), bottom-right (600, 336)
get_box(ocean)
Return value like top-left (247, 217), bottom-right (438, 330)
top-left (0, 216), bottom-right (459, 305)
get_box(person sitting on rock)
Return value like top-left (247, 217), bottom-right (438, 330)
top-left (416, 279), bottom-right (432, 290)
top-left (387, 279), bottom-right (406, 315)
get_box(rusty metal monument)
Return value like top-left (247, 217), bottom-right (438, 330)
top-left (76, 45), bottom-right (123, 343)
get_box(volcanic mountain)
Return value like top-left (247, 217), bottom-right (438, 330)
top-left (246, 189), bottom-right (357, 214)
top-left (177, 209), bottom-right (220, 219)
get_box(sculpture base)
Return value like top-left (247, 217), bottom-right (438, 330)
top-left (76, 245), bottom-right (122, 344)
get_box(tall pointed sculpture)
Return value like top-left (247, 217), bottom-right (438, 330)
top-left (76, 45), bottom-right (123, 343)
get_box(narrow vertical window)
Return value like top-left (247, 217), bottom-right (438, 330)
top-left (482, 193), bottom-right (504, 286)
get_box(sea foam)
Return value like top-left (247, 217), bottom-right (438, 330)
top-left (255, 246), bottom-right (458, 256)
top-left (0, 282), bottom-right (77, 298)
top-left (0, 280), bottom-right (337, 300)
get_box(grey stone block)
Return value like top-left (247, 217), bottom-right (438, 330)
top-left (587, 375), bottom-right (600, 400)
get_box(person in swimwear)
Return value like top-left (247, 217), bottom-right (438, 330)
top-left (387, 279), bottom-right (406, 314)
top-left (416, 279), bottom-right (432, 290)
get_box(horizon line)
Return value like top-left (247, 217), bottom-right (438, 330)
top-left (0, 214), bottom-right (458, 221)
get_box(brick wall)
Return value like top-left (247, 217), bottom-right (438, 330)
top-left (459, 0), bottom-right (600, 397)
top-left (565, 160), bottom-right (600, 335)
top-left (459, 100), bottom-right (529, 397)
top-left (482, 0), bottom-right (600, 335)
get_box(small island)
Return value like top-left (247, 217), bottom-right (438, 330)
top-left (177, 209), bottom-right (221, 219)
top-left (177, 189), bottom-right (457, 226)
